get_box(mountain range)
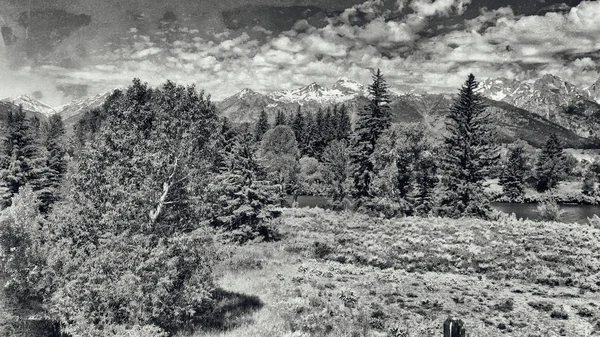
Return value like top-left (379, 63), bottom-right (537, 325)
top-left (1, 75), bottom-right (600, 148)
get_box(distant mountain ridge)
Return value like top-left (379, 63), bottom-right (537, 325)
top-left (217, 74), bottom-right (600, 148)
top-left (479, 74), bottom-right (600, 138)
top-left (1, 74), bottom-right (599, 148)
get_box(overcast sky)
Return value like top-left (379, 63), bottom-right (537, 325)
top-left (0, 0), bottom-right (598, 105)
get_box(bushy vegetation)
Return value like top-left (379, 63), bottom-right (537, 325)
top-left (182, 208), bottom-right (600, 337)
top-left (0, 79), bottom-right (282, 336)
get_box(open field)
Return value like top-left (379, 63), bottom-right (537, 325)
top-left (184, 208), bottom-right (600, 337)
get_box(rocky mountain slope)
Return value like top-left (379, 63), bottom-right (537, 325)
top-left (480, 75), bottom-right (600, 138)
top-left (1, 95), bottom-right (57, 118)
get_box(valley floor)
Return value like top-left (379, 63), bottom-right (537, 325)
top-left (184, 208), bottom-right (600, 337)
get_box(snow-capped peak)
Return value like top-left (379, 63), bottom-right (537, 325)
top-left (332, 77), bottom-right (365, 94)
top-left (1, 95), bottom-right (58, 117)
top-left (266, 80), bottom-right (365, 104)
top-left (56, 91), bottom-right (113, 120)
top-left (236, 88), bottom-right (259, 99)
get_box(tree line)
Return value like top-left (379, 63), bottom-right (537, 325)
top-left (251, 71), bottom-right (590, 214)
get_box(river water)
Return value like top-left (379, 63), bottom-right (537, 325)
top-left (285, 195), bottom-right (600, 224)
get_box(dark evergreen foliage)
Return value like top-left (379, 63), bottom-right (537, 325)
top-left (0, 106), bottom-right (38, 207)
top-left (350, 69), bottom-right (391, 200)
top-left (274, 110), bottom-right (287, 126)
top-left (535, 134), bottom-right (568, 192)
top-left (438, 74), bottom-right (497, 219)
top-left (500, 145), bottom-right (528, 201)
top-left (254, 110), bottom-right (270, 142)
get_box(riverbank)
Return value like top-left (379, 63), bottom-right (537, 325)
top-left (181, 208), bottom-right (600, 337)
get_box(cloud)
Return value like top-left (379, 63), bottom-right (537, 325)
top-left (410, 0), bottom-right (472, 17)
top-left (3, 0), bottom-right (600, 104)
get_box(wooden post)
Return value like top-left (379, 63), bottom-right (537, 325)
top-left (444, 317), bottom-right (466, 337)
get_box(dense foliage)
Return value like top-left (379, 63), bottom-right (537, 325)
top-left (500, 144), bottom-right (528, 201)
top-left (438, 74), bottom-right (497, 218)
top-left (535, 134), bottom-right (569, 192)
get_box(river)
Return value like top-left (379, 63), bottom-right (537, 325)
top-left (284, 195), bottom-right (600, 224)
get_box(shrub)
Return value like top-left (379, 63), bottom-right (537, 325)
top-left (536, 198), bottom-right (563, 222)
top-left (47, 230), bottom-right (217, 336)
top-left (493, 298), bottom-right (515, 312)
top-left (313, 241), bottom-right (334, 259)
top-left (550, 306), bottom-right (569, 320)
top-left (588, 214), bottom-right (600, 229)
top-left (528, 301), bottom-right (554, 312)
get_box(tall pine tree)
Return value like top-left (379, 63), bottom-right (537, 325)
top-left (535, 133), bottom-right (567, 192)
top-left (438, 74), bottom-right (497, 219)
top-left (0, 105), bottom-right (38, 207)
top-left (336, 104), bottom-right (352, 141)
top-left (292, 106), bottom-right (305, 151)
top-left (254, 110), bottom-right (270, 142)
top-left (350, 69), bottom-right (391, 200)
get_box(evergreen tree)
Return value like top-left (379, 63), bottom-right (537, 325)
top-left (213, 117), bottom-right (237, 173)
top-left (259, 125), bottom-right (300, 193)
top-left (291, 106), bottom-right (305, 150)
top-left (0, 105), bottom-right (38, 207)
top-left (206, 129), bottom-right (281, 243)
top-left (350, 69), bottom-right (391, 200)
top-left (42, 79), bottom-right (220, 335)
top-left (303, 111), bottom-right (316, 157)
top-left (254, 109), bottom-right (270, 142)
top-left (322, 140), bottom-right (350, 202)
top-left (535, 133), bottom-right (567, 192)
top-left (499, 145), bottom-right (528, 201)
top-left (412, 151), bottom-right (438, 215)
top-left (274, 110), bottom-right (287, 126)
top-left (314, 107), bottom-right (325, 155)
top-left (336, 104), bottom-right (352, 141)
top-left (367, 69), bottom-right (391, 139)
top-left (582, 169), bottom-right (597, 196)
top-left (438, 74), bottom-right (497, 219)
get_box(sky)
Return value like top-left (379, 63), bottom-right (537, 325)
top-left (0, 0), bottom-right (599, 105)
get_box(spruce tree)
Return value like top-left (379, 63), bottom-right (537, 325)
top-left (438, 74), bottom-right (497, 219)
top-left (274, 110), bottom-right (287, 126)
top-left (254, 109), bottom-right (270, 142)
top-left (291, 106), bottom-right (305, 150)
top-left (412, 151), bottom-right (438, 216)
top-left (303, 111), bottom-right (316, 157)
top-left (336, 104), bottom-right (352, 141)
top-left (499, 145), bottom-right (528, 201)
top-left (535, 133), bottom-right (567, 192)
top-left (350, 69), bottom-right (391, 200)
top-left (0, 105), bottom-right (38, 207)
top-left (368, 69), bottom-right (391, 139)
top-left (312, 108), bottom-right (326, 157)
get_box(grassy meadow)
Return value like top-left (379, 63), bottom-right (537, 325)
top-left (182, 208), bottom-right (600, 337)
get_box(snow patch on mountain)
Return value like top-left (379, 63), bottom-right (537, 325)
top-left (1, 95), bottom-right (58, 117)
top-left (266, 78), bottom-right (366, 104)
top-left (57, 91), bottom-right (113, 121)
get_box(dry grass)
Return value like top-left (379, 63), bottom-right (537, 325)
top-left (181, 208), bottom-right (600, 337)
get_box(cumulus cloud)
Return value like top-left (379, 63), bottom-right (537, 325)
top-left (410, 0), bottom-right (472, 17)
